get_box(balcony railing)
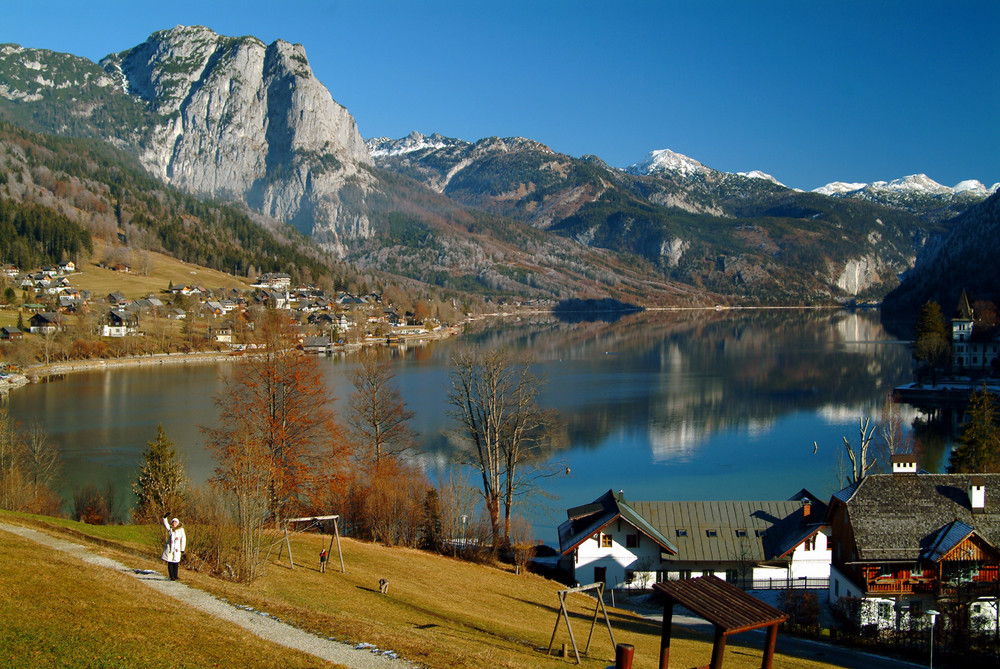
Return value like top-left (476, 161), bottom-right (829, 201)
top-left (866, 577), bottom-right (997, 597)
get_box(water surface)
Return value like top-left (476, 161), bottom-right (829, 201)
top-left (9, 309), bottom-right (922, 543)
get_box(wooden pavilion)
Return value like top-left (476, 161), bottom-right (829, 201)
top-left (653, 575), bottom-right (788, 669)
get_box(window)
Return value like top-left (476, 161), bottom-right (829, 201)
top-left (973, 603), bottom-right (982, 614)
top-left (601, 534), bottom-right (613, 548)
top-left (911, 566), bottom-right (923, 578)
top-left (878, 602), bottom-right (892, 619)
top-left (804, 535), bottom-right (817, 551)
top-left (626, 534), bottom-right (639, 548)
top-left (703, 569), bottom-right (714, 577)
top-left (735, 529), bottom-right (747, 538)
top-left (756, 529), bottom-right (767, 537)
top-left (725, 569), bottom-right (738, 583)
top-left (706, 529), bottom-right (718, 538)
top-left (624, 570), bottom-right (635, 584)
top-left (910, 601), bottom-right (922, 617)
top-left (678, 570), bottom-right (691, 580)
top-left (676, 529), bottom-right (688, 537)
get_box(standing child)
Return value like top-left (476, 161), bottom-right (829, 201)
top-left (319, 548), bottom-right (328, 573)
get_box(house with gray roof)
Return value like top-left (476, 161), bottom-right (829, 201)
top-left (558, 488), bottom-right (829, 591)
top-left (827, 456), bottom-right (1000, 631)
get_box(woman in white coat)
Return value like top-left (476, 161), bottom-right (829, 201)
top-left (162, 514), bottom-right (186, 581)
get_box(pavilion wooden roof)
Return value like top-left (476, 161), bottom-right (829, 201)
top-left (653, 575), bottom-right (787, 635)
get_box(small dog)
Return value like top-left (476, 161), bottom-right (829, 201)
top-left (378, 578), bottom-right (389, 594)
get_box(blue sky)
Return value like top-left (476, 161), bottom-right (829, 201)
top-left (2, 0), bottom-right (997, 190)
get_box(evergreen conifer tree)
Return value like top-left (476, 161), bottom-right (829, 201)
top-left (949, 385), bottom-right (1000, 473)
top-left (912, 300), bottom-right (951, 382)
top-left (132, 424), bottom-right (188, 522)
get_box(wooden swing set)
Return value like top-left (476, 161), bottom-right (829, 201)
top-left (546, 582), bottom-right (616, 664)
top-left (276, 514), bottom-right (345, 573)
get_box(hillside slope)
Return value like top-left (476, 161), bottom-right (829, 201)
top-left (882, 191), bottom-right (1000, 317)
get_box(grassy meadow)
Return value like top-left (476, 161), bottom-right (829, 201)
top-left (0, 511), bottom-right (847, 669)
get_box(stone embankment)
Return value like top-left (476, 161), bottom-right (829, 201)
top-left (25, 351), bottom-right (239, 381)
top-left (0, 373), bottom-right (29, 393)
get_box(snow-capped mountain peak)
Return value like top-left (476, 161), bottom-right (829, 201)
top-left (952, 179), bottom-right (1000, 196)
top-left (870, 174), bottom-right (951, 195)
top-left (812, 181), bottom-right (867, 196)
top-left (737, 170), bottom-right (785, 187)
top-left (813, 174), bottom-right (1000, 199)
top-left (626, 148), bottom-right (708, 178)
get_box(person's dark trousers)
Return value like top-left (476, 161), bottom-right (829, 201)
top-left (168, 561), bottom-right (179, 580)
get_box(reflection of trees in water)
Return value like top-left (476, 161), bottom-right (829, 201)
top-left (910, 413), bottom-right (951, 473)
top-left (461, 310), bottom-right (913, 455)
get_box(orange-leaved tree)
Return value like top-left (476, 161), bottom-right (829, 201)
top-left (204, 309), bottom-right (349, 581)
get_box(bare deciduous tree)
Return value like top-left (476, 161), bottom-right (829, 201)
top-left (842, 417), bottom-right (878, 486)
top-left (448, 348), bottom-right (559, 548)
top-left (346, 349), bottom-right (416, 465)
top-left (20, 420), bottom-right (60, 491)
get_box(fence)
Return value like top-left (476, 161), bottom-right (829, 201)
top-left (749, 577), bottom-right (829, 591)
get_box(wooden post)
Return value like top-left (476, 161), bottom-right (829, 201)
top-left (562, 592), bottom-right (581, 664)
top-left (332, 516), bottom-right (345, 573)
top-left (615, 643), bottom-right (634, 669)
top-left (546, 594), bottom-right (565, 657)
top-left (659, 603), bottom-right (673, 669)
top-left (596, 583), bottom-right (617, 650)
top-left (710, 626), bottom-right (727, 669)
top-left (284, 526), bottom-right (295, 569)
top-left (761, 623), bottom-right (778, 669)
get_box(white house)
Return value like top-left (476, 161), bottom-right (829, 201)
top-left (952, 290), bottom-right (1000, 372)
top-left (559, 489), bottom-right (830, 591)
top-left (101, 310), bottom-right (138, 337)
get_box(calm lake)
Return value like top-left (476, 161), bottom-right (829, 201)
top-left (6, 309), bottom-right (934, 544)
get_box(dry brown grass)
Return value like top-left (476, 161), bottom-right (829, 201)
top-left (3, 513), bottom-right (845, 669)
top-left (71, 251), bottom-right (249, 300)
top-left (0, 526), bottom-right (341, 668)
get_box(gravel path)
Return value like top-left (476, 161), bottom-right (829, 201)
top-left (0, 522), bottom-right (415, 669)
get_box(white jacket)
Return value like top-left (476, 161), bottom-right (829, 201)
top-left (161, 518), bottom-right (187, 563)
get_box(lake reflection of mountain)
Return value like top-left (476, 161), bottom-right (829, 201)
top-left (466, 309), bottom-right (914, 464)
top-left (8, 309), bottom-right (917, 541)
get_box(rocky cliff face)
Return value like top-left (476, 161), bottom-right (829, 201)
top-left (100, 26), bottom-right (374, 251)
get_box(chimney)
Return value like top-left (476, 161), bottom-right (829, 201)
top-left (892, 454), bottom-right (918, 474)
top-left (801, 497), bottom-right (812, 519)
top-left (970, 477), bottom-right (986, 510)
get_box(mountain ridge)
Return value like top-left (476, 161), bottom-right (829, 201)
top-left (0, 28), bottom-right (988, 306)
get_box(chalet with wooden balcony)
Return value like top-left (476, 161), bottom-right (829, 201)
top-left (827, 456), bottom-right (1000, 630)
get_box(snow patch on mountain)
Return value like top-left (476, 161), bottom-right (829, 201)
top-left (367, 131), bottom-right (461, 157)
top-left (814, 175), bottom-right (999, 198)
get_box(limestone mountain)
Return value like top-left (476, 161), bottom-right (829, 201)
top-left (1, 26), bottom-right (376, 251)
top-left (369, 133), bottom-right (950, 301)
top-left (0, 27), bottom-right (982, 305)
top-left (99, 26), bottom-right (374, 251)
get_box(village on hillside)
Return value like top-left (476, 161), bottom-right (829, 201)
top-left (0, 262), bottom-right (464, 386)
